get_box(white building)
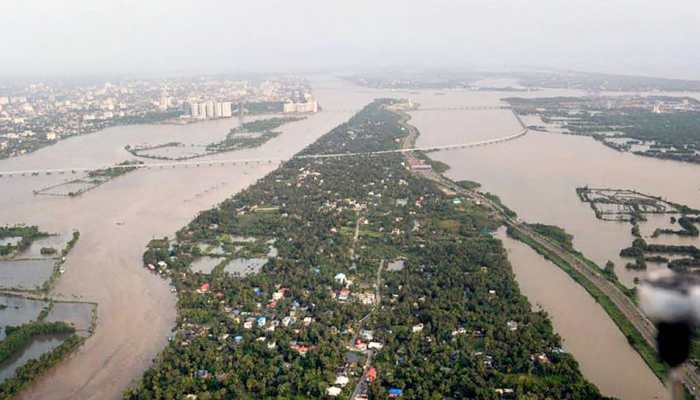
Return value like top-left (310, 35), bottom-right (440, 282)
top-left (221, 102), bottom-right (232, 117)
top-left (283, 98), bottom-right (319, 113)
top-left (205, 101), bottom-right (215, 118)
top-left (190, 102), bottom-right (200, 118)
top-left (368, 342), bottom-right (383, 350)
top-left (334, 273), bottom-right (347, 284)
top-left (335, 375), bottom-right (349, 387)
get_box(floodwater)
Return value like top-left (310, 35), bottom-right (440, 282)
top-left (0, 295), bottom-right (47, 340)
top-left (0, 77), bottom-right (358, 399)
top-left (45, 302), bottom-right (95, 335)
top-left (21, 232), bottom-right (72, 258)
top-left (496, 228), bottom-right (668, 399)
top-left (0, 259), bottom-right (55, 290)
top-left (386, 259), bottom-right (405, 272)
top-left (0, 333), bottom-right (71, 384)
top-left (223, 257), bottom-right (266, 276)
top-left (190, 256), bottom-right (223, 274)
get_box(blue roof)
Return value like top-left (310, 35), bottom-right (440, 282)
top-left (389, 388), bottom-right (403, 395)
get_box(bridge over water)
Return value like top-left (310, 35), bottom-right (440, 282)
top-left (0, 107), bottom-right (527, 179)
top-left (323, 105), bottom-right (510, 113)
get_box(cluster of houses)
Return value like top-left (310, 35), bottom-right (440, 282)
top-left (332, 272), bottom-right (376, 305)
top-left (189, 282), bottom-right (319, 354)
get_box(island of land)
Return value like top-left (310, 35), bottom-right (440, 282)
top-left (125, 100), bottom-right (607, 399)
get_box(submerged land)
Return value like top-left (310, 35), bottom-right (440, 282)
top-left (506, 96), bottom-right (700, 164)
top-left (0, 225), bottom-right (94, 398)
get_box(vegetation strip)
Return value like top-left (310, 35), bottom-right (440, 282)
top-left (505, 226), bottom-right (668, 380)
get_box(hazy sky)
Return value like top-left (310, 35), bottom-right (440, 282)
top-left (1, 0), bottom-right (699, 79)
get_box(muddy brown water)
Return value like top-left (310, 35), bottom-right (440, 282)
top-left (496, 228), bottom-right (668, 399)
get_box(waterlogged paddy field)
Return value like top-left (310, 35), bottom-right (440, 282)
top-left (0, 333), bottom-right (71, 384)
top-left (0, 295), bottom-right (45, 340)
top-left (222, 257), bottom-right (266, 276)
top-left (0, 259), bottom-right (55, 290)
top-left (45, 302), bottom-right (95, 335)
top-left (20, 232), bottom-right (73, 258)
top-left (0, 294), bottom-right (95, 384)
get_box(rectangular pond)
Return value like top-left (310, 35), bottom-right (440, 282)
top-left (20, 232), bottom-right (72, 258)
top-left (46, 302), bottom-right (95, 335)
top-left (223, 258), bottom-right (267, 277)
top-left (0, 259), bottom-right (55, 290)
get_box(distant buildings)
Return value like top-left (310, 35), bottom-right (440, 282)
top-left (0, 76), bottom-right (314, 159)
top-left (188, 101), bottom-right (233, 120)
top-left (283, 95), bottom-right (318, 113)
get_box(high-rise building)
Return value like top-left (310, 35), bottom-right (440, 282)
top-left (283, 99), bottom-right (318, 113)
top-left (215, 102), bottom-right (223, 118)
top-left (159, 96), bottom-right (169, 111)
top-left (205, 101), bottom-right (215, 118)
top-left (221, 102), bottom-right (232, 118)
top-left (190, 102), bottom-right (200, 118)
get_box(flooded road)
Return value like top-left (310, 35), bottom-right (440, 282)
top-left (0, 78), bottom-right (357, 399)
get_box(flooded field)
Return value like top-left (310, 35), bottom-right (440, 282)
top-left (190, 256), bottom-right (223, 274)
top-left (0, 333), bottom-right (71, 384)
top-left (0, 259), bottom-right (55, 290)
top-left (0, 295), bottom-right (46, 340)
top-left (21, 233), bottom-right (72, 258)
top-left (223, 257), bottom-right (266, 276)
top-left (45, 302), bottom-right (95, 335)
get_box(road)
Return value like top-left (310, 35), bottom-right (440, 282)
top-left (348, 260), bottom-right (383, 400)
